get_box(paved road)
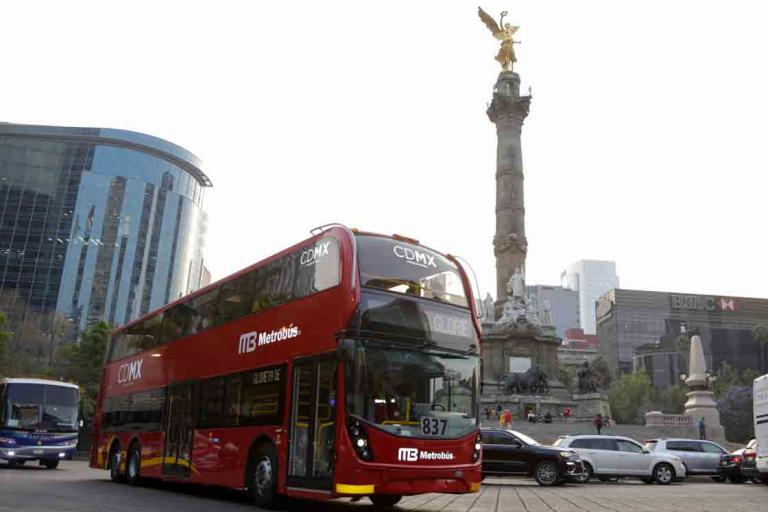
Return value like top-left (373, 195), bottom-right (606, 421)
top-left (0, 461), bottom-right (766, 512)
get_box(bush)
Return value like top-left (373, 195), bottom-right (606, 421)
top-left (608, 372), bottom-right (652, 424)
top-left (717, 386), bottom-right (754, 443)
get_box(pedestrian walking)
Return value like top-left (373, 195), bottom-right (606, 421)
top-left (503, 409), bottom-right (512, 429)
top-left (698, 417), bottom-right (706, 440)
top-left (594, 413), bottom-right (604, 435)
top-left (563, 407), bottom-right (572, 422)
top-left (496, 402), bottom-right (503, 420)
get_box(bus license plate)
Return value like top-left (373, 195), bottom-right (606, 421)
top-left (421, 417), bottom-right (448, 436)
top-left (33, 449), bottom-right (44, 454)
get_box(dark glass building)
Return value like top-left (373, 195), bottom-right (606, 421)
top-left (597, 289), bottom-right (768, 380)
top-left (0, 122), bottom-right (210, 336)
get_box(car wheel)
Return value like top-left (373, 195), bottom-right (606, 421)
top-left (575, 462), bottom-right (592, 484)
top-left (653, 463), bottom-right (675, 485)
top-left (249, 444), bottom-right (280, 509)
top-left (109, 445), bottom-right (124, 483)
top-left (534, 461), bottom-right (560, 486)
top-left (126, 444), bottom-right (141, 486)
top-left (42, 459), bottom-right (59, 470)
top-left (370, 495), bottom-right (403, 508)
top-left (711, 475), bottom-right (727, 482)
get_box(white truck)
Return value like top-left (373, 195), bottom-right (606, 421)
top-left (754, 374), bottom-right (768, 479)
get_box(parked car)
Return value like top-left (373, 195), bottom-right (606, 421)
top-left (719, 448), bottom-right (748, 483)
top-left (553, 435), bottom-right (686, 485)
top-left (480, 428), bottom-right (586, 486)
top-left (738, 439), bottom-right (766, 484)
top-left (644, 438), bottom-right (727, 480)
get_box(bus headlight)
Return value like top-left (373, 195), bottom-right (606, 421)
top-left (472, 433), bottom-right (482, 462)
top-left (347, 417), bottom-right (373, 461)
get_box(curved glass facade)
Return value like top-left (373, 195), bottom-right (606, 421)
top-left (0, 123), bottom-right (210, 335)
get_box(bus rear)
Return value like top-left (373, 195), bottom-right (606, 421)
top-left (0, 378), bottom-right (80, 469)
top-left (754, 374), bottom-right (768, 477)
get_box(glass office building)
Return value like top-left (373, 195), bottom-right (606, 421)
top-left (0, 123), bottom-right (210, 335)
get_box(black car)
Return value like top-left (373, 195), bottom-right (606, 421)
top-left (480, 428), bottom-right (585, 486)
top-left (718, 449), bottom-right (747, 483)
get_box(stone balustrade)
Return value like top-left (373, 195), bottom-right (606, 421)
top-left (644, 411), bottom-right (692, 426)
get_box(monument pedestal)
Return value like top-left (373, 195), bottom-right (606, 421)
top-left (572, 393), bottom-right (611, 420)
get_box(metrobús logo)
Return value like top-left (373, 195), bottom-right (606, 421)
top-left (397, 447), bottom-right (455, 462)
top-left (117, 358), bottom-right (143, 384)
top-left (393, 245), bottom-right (437, 269)
top-left (238, 325), bottom-right (301, 354)
top-left (300, 241), bottom-right (330, 267)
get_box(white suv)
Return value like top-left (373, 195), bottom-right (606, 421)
top-left (553, 435), bottom-right (686, 484)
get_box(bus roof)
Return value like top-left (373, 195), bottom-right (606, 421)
top-left (2, 378), bottom-right (79, 389)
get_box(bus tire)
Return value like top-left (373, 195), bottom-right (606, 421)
top-left (370, 495), bottom-right (402, 508)
top-left (126, 443), bottom-right (141, 486)
top-left (248, 443), bottom-right (279, 509)
top-left (109, 443), bottom-right (124, 483)
top-left (42, 459), bottom-right (60, 469)
top-left (8, 460), bottom-right (24, 468)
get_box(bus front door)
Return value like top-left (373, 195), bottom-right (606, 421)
top-left (287, 358), bottom-right (337, 491)
top-left (163, 381), bottom-right (196, 477)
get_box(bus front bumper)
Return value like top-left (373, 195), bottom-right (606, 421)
top-left (335, 464), bottom-right (482, 496)
top-left (0, 444), bottom-right (76, 461)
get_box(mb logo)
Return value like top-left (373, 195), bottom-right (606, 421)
top-left (397, 448), bottom-right (418, 462)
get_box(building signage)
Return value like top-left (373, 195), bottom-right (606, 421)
top-left (669, 294), bottom-right (739, 312)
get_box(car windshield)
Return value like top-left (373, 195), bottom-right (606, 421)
top-left (2, 383), bottom-right (79, 432)
top-left (509, 430), bottom-right (540, 446)
top-left (345, 341), bottom-right (479, 438)
top-left (356, 235), bottom-right (469, 308)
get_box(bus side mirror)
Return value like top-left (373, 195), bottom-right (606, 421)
top-left (337, 339), bottom-right (355, 362)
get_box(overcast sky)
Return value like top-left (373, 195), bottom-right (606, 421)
top-left (2, 1), bottom-right (767, 301)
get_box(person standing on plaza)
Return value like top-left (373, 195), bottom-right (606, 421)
top-left (698, 417), bottom-right (706, 440)
top-left (563, 407), bottom-right (572, 422)
top-left (594, 413), bottom-right (604, 435)
top-left (503, 409), bottom-right (512, 429)
top-left (496, 402), bottom-right (503, 420)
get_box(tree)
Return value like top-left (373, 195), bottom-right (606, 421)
top-left (608, 372), bottom-right (652, 424)
top-left (0, 312), bottom-right (11, 376)
top-left (58, 321), bottom-right (110, 417)
top-left (650, 385), bottom-right (687, 414)
top-left (753, 324), bottom-right (768, 373)
top-left (557, 365), bottom-right (576, 393)
top-left (717, 386), bottom-right (754, 443)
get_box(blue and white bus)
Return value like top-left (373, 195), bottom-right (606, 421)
top-left (0, 378), bottom-right (80, 469)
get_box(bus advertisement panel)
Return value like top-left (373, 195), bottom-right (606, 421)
top-left (0, 378), bottom-right (80, 469)
top-left (90, 226), bottom-right (481, 507)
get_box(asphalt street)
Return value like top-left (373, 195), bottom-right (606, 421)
top-left (0, 461), bottom-right (765, 512)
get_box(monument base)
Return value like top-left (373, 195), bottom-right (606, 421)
top-left (572, 393), bottom-right (611, 419)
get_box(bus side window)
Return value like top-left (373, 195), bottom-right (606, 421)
top-left (199, 378), bottom-right (226, 428)
top-left (185, 289), bottom-right (218, 336)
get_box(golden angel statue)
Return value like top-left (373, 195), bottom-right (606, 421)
top-left (478, 7), bottom-right (520, 71)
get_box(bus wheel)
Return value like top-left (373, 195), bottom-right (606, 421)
top-left (249, 444), bottom-right (279, 509)
top-left (370, 495), bottom-right (402, 508)
top-left (8, 460), bottom-right (24, 468)
top-left (126, 443), bottom-right (141, 486)
top-left (42, 459), bottom-right (60, 469)
top-left (109, 445), bottom-right (124, 483)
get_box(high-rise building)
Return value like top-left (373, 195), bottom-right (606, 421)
top-left (0, 123), bottom-right (210, 336)
top-left (561, 260), bottom-right (619, 335)
top-left (596, 288), bottom-right (768, 379)
top-left (525, 284), bottom-right (579, 339)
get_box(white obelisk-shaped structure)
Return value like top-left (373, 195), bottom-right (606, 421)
top-left (683, 335), bottom-right (724, 440)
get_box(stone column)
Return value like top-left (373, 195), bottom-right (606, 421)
top-left (487, 71), bottom-right (531, 318)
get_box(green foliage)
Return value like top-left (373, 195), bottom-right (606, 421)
top-left (608, 372), bottom-right (652, 424)
top-left (57, 321), bottom-right (110, 417)
top-left (713, 362), bottom-right (756, 398)
top-left (0, 312), bottom-right (11, 376)
top-left (650, 385), bottom-right (687, 414)
top-left (591, 356), bottom-right (612, 389)
top-left (717, 386), bottom-right (754, 443)
top-left (753, 324), bottom-right (768, 344)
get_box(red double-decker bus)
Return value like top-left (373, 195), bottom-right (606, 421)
top-left (90, 225), bottom-right (482, 507)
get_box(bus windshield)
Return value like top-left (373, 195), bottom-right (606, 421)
top-left (2, 383), bottom-right (79, 432)
top-left (356, 235), bottom-right (469, 308)
top-left (345, 341), bottom-right (478, 439)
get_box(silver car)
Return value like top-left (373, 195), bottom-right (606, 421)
top-left (644, 438), bottom-right (727, 477)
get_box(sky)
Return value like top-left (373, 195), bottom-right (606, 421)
top-left (2, 1), bottom-right (767, 302)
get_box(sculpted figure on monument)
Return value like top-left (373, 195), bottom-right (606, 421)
top-left (509, 267), bottom-right (525, 298)
top-left (577, 361), bottom-right (598, 394)
top-left (478, 7), bottom-right (520, 71)
top-left (496, 267), bottom-right (527, 326)
top-left (498, 365), bottom-right (549, 395)
top-left (481, 293), bottom-right (495, 324)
